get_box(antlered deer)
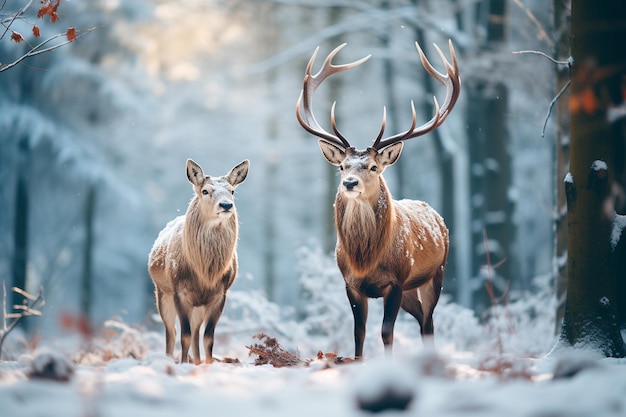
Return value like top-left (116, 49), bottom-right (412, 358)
top-left (296, 41), bottom-right (460, 358)
top-left (148, 158), bottom-right (249, 364)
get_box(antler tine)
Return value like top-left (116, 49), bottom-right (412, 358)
top-left (372, 106), bottom-right (387, 147)
top-left (296, 44), bottom-right (371, 149)
top-left (372, 40), bottom-right (461, 151)
top-left (330, 101), bottom-right (350, 145)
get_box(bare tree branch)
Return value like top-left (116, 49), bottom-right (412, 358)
top-left (512, 50), bottom-right (572, 137)
top-left (0, 281), bottom-right (45, 361)
top-left (0, 26), bottom-right (96, 72)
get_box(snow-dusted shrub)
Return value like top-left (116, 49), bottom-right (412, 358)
top-left (296, 245), bottom-right (353, 352)
top-left (482, 273), bottom-right (557, 356)
top-left (432, 296), bottom-right (483, 351)
top-left (219, 289), bottom-right (308, 356)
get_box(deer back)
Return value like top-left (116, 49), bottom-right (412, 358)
top-left (393, 199), bottom-right (449, 289)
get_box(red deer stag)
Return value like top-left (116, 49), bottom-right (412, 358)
top-left (296, 41), bottom-right (460, 358)
top-left (148, 159), bottom-right (249, 364)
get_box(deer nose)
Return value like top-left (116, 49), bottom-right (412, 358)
top-left (219, 201), bottom-right (233, 212)
top-left (343, 179), bottom-right (359, 190)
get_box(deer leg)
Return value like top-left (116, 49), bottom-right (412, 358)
top-left (190, 307), bottom-right (205, 365)
top-left (156, 289), bottom-right (177, 358)
top-left (203, 294), bottom-right (226, 364)
top-left (420, 268), bottom-right (444, 338)
top-left (400, 289), bottom-right (425, 330)
top-left (381, 284), bottom-right (402, 355)
top-left (174, 292), bottom-right (192, 364)
top-left (346, 286), bottom-right (368, 359)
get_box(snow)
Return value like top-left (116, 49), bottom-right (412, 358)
top-left (611, 214), bottom-right (626, 251)
top-left (1, 269), bottom-right (625, 417)
top-left (591, 160), bottom-right (608, 172)
top-left (1, 329), bottom-right (626, 417)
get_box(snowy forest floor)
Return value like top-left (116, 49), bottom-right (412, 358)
top-left (1, 282), bottom-right (626, 417)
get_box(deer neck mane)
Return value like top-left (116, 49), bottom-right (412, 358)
top-left (335, 179), bottom-right (394, 276)
top-left (183, 198), bottom-right (237, 282)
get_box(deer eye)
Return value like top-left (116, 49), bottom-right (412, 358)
top-left (202, 189), bottom-right (209, 195)
top-left (339, 165), bottom-right (344, 171)
top-left (370, 165), bottom-right (378, 172)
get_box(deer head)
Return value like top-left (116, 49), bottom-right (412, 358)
top-left (296, 41), bottom-right (461, 203)
top-left (186, 159), bottom-right (249, 221)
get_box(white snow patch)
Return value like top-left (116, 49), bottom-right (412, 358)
top-left (611, 214), bottom-right (626, 251)
top-left (564, 172), bottom-right (574, 185)
top-left (591, 160), bottom-right (607, 172)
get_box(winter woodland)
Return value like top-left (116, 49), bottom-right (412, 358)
top-left (1, 1), bottom-right (626, 416)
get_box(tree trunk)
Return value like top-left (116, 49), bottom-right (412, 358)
top-left (467, 0), bottom-right (517, 312)
top-left (322, 5), bottom-right (346, 254)
top-left (80, 185), bottom-right (96, 321)
top-left (11, 136), bottom-right (30, 330)
top-left (552, 0), bottom-right (571, 334)
top-left (557, 0), bottom-right (626, 357)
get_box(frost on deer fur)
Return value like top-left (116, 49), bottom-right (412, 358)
top-left (148, 159), bottom-right (249, 364)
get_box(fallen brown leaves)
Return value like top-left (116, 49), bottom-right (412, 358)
top-left (246, 333), bottom-right (355, 368)
top-left (247, 333), bottom-right (304, 367)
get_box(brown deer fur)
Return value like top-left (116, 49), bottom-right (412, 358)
top-left (148, 158), bottom-right (249, 364)
top-left (320, 142), bottom-right (448, 358)
top-left (295, 42), bottom-right (459, 358)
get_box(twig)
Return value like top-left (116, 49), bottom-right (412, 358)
top-left (512, 50), bottom-right (569, 66)
top-left (247, 333), bottom-right (305, 367)
top-left (512, 50), bottom-right (573, 138)
top-left (541, 79), bottom-right (571, 138)
top-left (0, 27), bottom-right (97, 72)
top-left (0, 282), bottom-right (45, 361)
top-left (511, 0), bottom-right (553, 49)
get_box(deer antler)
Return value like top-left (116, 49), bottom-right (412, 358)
top-left (371, 40), bottom-right (461, 151)
top-left (296, 41), bottom-right (461, 151)
top-left (295, 43), bottom-right (370, 150)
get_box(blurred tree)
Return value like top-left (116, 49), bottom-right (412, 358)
top-left (466, 0), bottom-right (517, 313)
top-left (408, 0), bottom-right (459, 302)
top-left (11, 136), bottom-right (30, 324)
top-left (558, 0), bottom-right (626, 357)
top-left (552, 0), bottom-right (571, 333)
top-left (322, 5), bottom-right (348, 255)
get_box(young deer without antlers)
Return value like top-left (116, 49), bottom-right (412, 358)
top-left (296, 41), bottom-right (461, 358)
top-left (148, 159), bottom-right (249, 364)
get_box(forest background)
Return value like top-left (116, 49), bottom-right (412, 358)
top-left (0, 0), bottom-right (568, 341)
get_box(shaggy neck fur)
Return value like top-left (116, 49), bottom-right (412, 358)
top-left (335, 179), bottom-right (394, 276)
top-left (183, 198), bottom-right (238, 287)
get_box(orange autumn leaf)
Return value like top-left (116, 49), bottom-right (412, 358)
top-left (580, 88), bottom-right (599, 114)
top-left (33, 26), bottom-right (41, 37)
top-left (10, 31), bottom-right (24, 43)
top-left (570, 88), bottom-right (600, 115)
top-left (66, 27), bottom-right (76, 42)
top-left (37, 0), bottom-right (61, 21)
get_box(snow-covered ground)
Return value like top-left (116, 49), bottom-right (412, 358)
top-left (1, 330), bottom-right (625, 417)
top-left (2, 282), bottom-right (626, 417)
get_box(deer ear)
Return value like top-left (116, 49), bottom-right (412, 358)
top-left (378, 142), bottom-right (403, 168)
top-left (227, 160), bottom-right (250, 186)
top-left (186, 159), bottom-right (205, 186)
top-left (318, 140), bottom-right (345, 166)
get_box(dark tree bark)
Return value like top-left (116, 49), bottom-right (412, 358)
top-left (553, 0), bottom-right (571, 333)
top-left (557, 0), bottom-right (626, 357)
